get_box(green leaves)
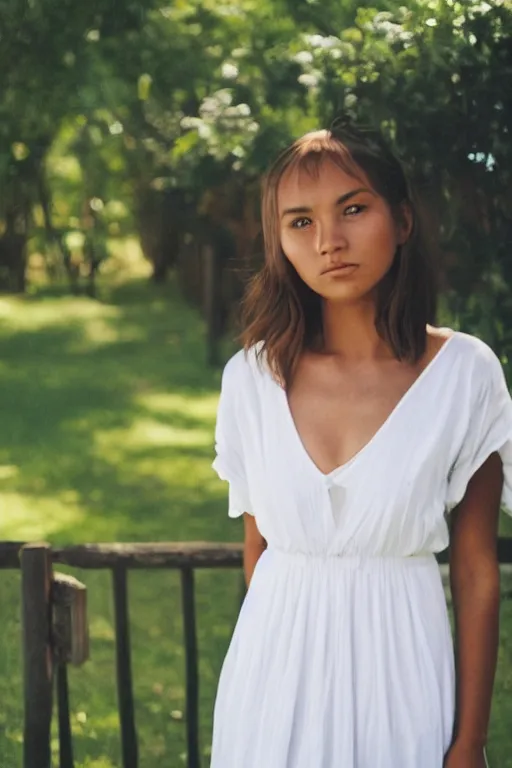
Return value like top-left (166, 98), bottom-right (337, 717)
top-left (2, 0), bottom-right (512, 355)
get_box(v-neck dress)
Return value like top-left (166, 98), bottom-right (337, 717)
top-left (209, 331), bottom-right (512, 768)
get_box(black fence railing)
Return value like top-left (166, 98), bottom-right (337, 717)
top-left (0, 538), bottom-right (511, 768)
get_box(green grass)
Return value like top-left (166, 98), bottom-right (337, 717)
top-left (0, 247), bottom-right (244, 767)
top-left (0, 245), bottom-right (511, 766)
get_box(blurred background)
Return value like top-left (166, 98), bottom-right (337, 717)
top-left (0, 0), bottom-right (511, 766)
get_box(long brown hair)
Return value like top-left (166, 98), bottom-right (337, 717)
top-left (240, 122), bottom-right (438, 388)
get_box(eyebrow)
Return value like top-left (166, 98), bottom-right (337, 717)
top-left (280, 187), bottom-right (372, 219)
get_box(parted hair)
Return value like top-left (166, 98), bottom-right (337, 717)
top-left (239, 121), bottom-right (438, 388)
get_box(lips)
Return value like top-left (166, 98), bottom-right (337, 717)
top-left (322, 263), bottom-right (358, 275)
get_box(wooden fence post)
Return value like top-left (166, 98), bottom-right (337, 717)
top-left (53, 571), bottom-right (90, 768)
top-left (181, 566), bottom-right (200, 768)
top-left (20, 542), bottom-right (54, 768)
top-left (112, 566), bottom-right (138, 768)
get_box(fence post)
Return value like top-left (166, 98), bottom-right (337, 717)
top-left (20, 542), bottom-right (54, 768)
top-left (181, 566), bottom-right (201, 768)
top-left (112, 566), bottom-right (138, 768)
top-left (53, 571), bottom-right (90, 768)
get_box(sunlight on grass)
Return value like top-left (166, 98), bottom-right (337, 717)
top-left (135, 391), bottom-right (219, 420)
top-left (96, 419), bottom-right (213, 451)
top-left (0, 464), bottom-right (19, 480)
top-left (1, 250), bottom-right (511, 766)
top-left (0, 294), bottom-right (121, 330)
top-left (89, 615), bottom-right (116, 642)
top-left (0, 259), bottom-right (243, 766)
top-left (0, 492), bottom-right (85, 540)
top-left (103, 237), bottom-right (152, 281)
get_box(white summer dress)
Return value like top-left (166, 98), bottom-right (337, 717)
top-left (210, 331), bottom-right (512, 768)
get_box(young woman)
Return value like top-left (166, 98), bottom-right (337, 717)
top-left (210, 123), bottom-right (512, 768)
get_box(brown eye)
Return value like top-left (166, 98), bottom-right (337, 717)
top-left (344, 204), bottom-right (367, 216)
top-left (291, 217), bottom-right (311, 229)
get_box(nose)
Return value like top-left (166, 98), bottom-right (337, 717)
top-left (315, 217), bottom-right (348, 256)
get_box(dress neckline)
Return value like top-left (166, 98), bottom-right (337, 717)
top-left (279, 332), bottom-right (458, 480)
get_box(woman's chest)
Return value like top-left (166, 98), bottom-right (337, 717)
top-left (285, 359), bottom-right (431, 476)
top-left (243, 365), bottom-right (461, 510)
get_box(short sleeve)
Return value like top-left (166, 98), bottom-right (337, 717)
top-left (211, 356), bottom-right (253, 518)
top-left (446, 348), bottom-right (512, 514)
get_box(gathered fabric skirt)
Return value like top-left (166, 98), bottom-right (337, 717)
top-left (210, 548), bottom-right (455, 768)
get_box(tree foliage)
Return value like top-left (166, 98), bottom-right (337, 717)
top-left (1, 0), bottom-right (511, 354)
top-left (288, 0), bottom-right (512, 351)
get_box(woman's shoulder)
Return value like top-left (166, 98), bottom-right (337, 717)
top-left (441, 328), bottom-right (506, 391)
top-left (221, 342), bottom-right (267, 385)
top-left (448, 329), bottom-right (500, 364)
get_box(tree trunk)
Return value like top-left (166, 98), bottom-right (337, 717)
top-left (0, 163), bottom-right (34, 294)
top-left (135, 185), bottom-right (191, 283)
top-left (37, 166), bottom-right (74, 286)
top-left (0, 224), bottom-right (27, 293)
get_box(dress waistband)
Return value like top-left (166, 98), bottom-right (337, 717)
top-left (267, 548), bottom-right (437, 568)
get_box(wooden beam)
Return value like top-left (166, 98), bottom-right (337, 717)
top-left (51, 542), bottom-right (244, 569)
top-left (20, 543), bottom-right (54, 768)
top-left (3, 539), bottom-right (512, 571)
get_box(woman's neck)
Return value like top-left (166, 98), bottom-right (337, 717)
top-left (316, 299), bottom-right (393, 361)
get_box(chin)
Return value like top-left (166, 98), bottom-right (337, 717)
top-left (319, 285), bottom-right (370, 303)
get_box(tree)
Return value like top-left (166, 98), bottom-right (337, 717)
top-left (0, 0), bottom-right (155, 290)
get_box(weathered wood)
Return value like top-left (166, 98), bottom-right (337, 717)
top-left (56, 663), bottom-right (74, 768)
top-left (51, 542), bottom-right (244, 569)
top-left (53, 572), bottom-right (89, 666)
top-left (112, 567), bottom-right (138, 768)
top-left (20, 543), bottom-right (54, 768)
top-left (3, 539), bottom-right (512, 571)
top-left (181, 567), bottom-right (200, 768)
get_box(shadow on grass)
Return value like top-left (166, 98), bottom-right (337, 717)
top-left (0, 274), bottom-right (510, 766)
top-left (0, 274), bottom-right (244, 767)
top-left (0, 275), bottom-right (241, 543)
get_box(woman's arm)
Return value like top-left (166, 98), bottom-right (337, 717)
top-left (242, 513), bottom-right (267, 589)
top-left (448, 451), bottom-right (503, 752)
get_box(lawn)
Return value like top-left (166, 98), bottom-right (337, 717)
top-left (0, 246), bottom-right (244, 768)
top-left (0, 244), bottom-right (511, 767)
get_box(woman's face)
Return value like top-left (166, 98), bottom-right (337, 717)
top-left (277, 158), bottom-right (411, 303)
